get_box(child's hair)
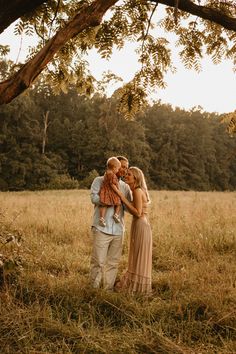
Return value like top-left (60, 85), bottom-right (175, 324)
top-left (129, 166), bottom-right (150, 203)
top-left (106, 157), bottom-right (121, 169)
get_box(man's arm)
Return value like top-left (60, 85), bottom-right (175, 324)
top-left (90, 177), bottom-right (103, 205)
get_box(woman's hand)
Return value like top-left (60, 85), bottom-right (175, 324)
top-left (114, 188), bottom-right (127, 204)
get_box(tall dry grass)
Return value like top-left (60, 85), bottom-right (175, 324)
top-left (0, 190), bottom-right (235, 353)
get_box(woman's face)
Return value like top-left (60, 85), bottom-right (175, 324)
top-left (125, 169), bottom-right (135, 186)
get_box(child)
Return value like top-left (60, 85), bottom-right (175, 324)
top-left (99, 157), bottom-right (122, 227)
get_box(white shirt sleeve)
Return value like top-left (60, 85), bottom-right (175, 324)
top-left (90, 176), bottom-right (103, 205)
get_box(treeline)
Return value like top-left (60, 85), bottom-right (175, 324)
top-left (0, 84), bottom-right (235, 191)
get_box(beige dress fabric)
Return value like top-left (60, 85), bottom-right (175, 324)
top-left (118, 203), bottom-right (152, 294)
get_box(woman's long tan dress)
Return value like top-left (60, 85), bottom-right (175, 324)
top-left (118, 203), bottom-right (152, 294)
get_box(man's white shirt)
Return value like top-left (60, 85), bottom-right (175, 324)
top-left (90, 176), bottom-right (132, 236)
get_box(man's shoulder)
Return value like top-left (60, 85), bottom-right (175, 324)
top-left (118, 179), bottom-right (126, 187)
top-left (119, 180), bottom-right (130, 192)
top-left (93, 176), bottom-right (104, 182)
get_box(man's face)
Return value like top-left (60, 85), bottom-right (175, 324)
top-left (116, 160), bottom-right (128, 178)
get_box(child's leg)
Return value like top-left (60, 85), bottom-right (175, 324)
top-left (99, 206), bottom-right (107, 227)
top-left (113, 204), bottom-right (121, 223)
top-left (114, 204), bottom-right (120, 215)
top-left (99, 206), bottom-right (106, 218)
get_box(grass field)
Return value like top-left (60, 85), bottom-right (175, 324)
top-left (0, 190), bottom-right (235, 353)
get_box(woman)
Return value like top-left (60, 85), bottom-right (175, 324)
top-left (115, 167), bottom-right (152, 294)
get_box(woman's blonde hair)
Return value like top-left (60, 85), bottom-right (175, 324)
top-left (129, 167), bottom-right (150, 202)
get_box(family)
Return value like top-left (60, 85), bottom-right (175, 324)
top-left (89, 156), bottom-right (152, 294)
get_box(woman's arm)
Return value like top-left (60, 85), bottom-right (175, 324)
top-left (116, 188), bottom-right (143, 217)
top-left (110, 182), bottom-right (120, 194)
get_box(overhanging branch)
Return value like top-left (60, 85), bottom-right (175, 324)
top-left (0, 0), bottom-right (118, 105)
top-left (151, 0), bottom-right (236, 32)
top-left (0, 0), bottom-right (48, 34)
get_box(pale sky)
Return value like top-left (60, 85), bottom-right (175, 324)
top-left (87, 44), bottom-right (236, 114)
top-left (1, 15), bottom-right (236, 114)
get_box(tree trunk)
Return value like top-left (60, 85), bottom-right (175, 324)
top-left (42, 110), bottom-right (49, 154)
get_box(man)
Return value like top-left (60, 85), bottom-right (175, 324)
top-left (90, 156), bottom-right (132, 291)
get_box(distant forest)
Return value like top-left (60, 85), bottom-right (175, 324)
top-left (0, 81), bottom-right (235, 191)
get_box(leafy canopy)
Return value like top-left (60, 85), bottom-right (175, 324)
top-left (1, 0), bottom-right (236, 123)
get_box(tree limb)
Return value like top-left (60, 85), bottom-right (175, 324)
top-left (0, 0), bottom-right (49, 34)
top-left (1, 0), bottom-right (236, 106)
top-left (152, 0), bottom-right (236, 32)
top-left (0, 0), bottom-right (118, 105)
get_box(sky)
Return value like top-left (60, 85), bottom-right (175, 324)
top-left (1, 7), bottom-right (236, 114)
top-left (87, 44), bottom-right (236, 114)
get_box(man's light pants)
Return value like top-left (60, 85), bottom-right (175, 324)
top-left (90, 228), bottom-right (123, 290)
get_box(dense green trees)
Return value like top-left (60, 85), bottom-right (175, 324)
top-left (0, 85), bottom-right (235, 191)
top-left (138, 104), bottom-right (236, 190)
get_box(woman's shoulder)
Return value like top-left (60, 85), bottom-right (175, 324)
top-left (133, 187), bottom-right (143, 197)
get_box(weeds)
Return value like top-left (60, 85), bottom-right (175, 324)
top-left (0, 190), bottom-right (235, 353)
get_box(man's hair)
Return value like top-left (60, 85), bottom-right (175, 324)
top-left (116, 156), bottom-right (128, 162)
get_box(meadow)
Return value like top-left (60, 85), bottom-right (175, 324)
top-left (0, 190), bottom-right (235, 354)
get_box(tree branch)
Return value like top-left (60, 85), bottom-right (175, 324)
top-left (1, 0), bottom-right (236, 106)
top-left (0, 0), bottom-right (118, 105)
top-left (0, 0), bottom-right (48, 34)
top-left (151, 0), bottom-right (236, 32)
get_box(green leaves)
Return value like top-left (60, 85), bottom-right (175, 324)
top-left (2, 0), bottom-right (236, 116)
top-left (177, 27), bottom-right (204, 72)
top-left (0, 45), bottom-right (10, 57)
top-left (116, 83), bottom-right (148, 120)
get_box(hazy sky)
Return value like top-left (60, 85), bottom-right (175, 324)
top-left (1, 13), bottom-right (236, 114)
top-left (87, 44), bottom-right (236, 114)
